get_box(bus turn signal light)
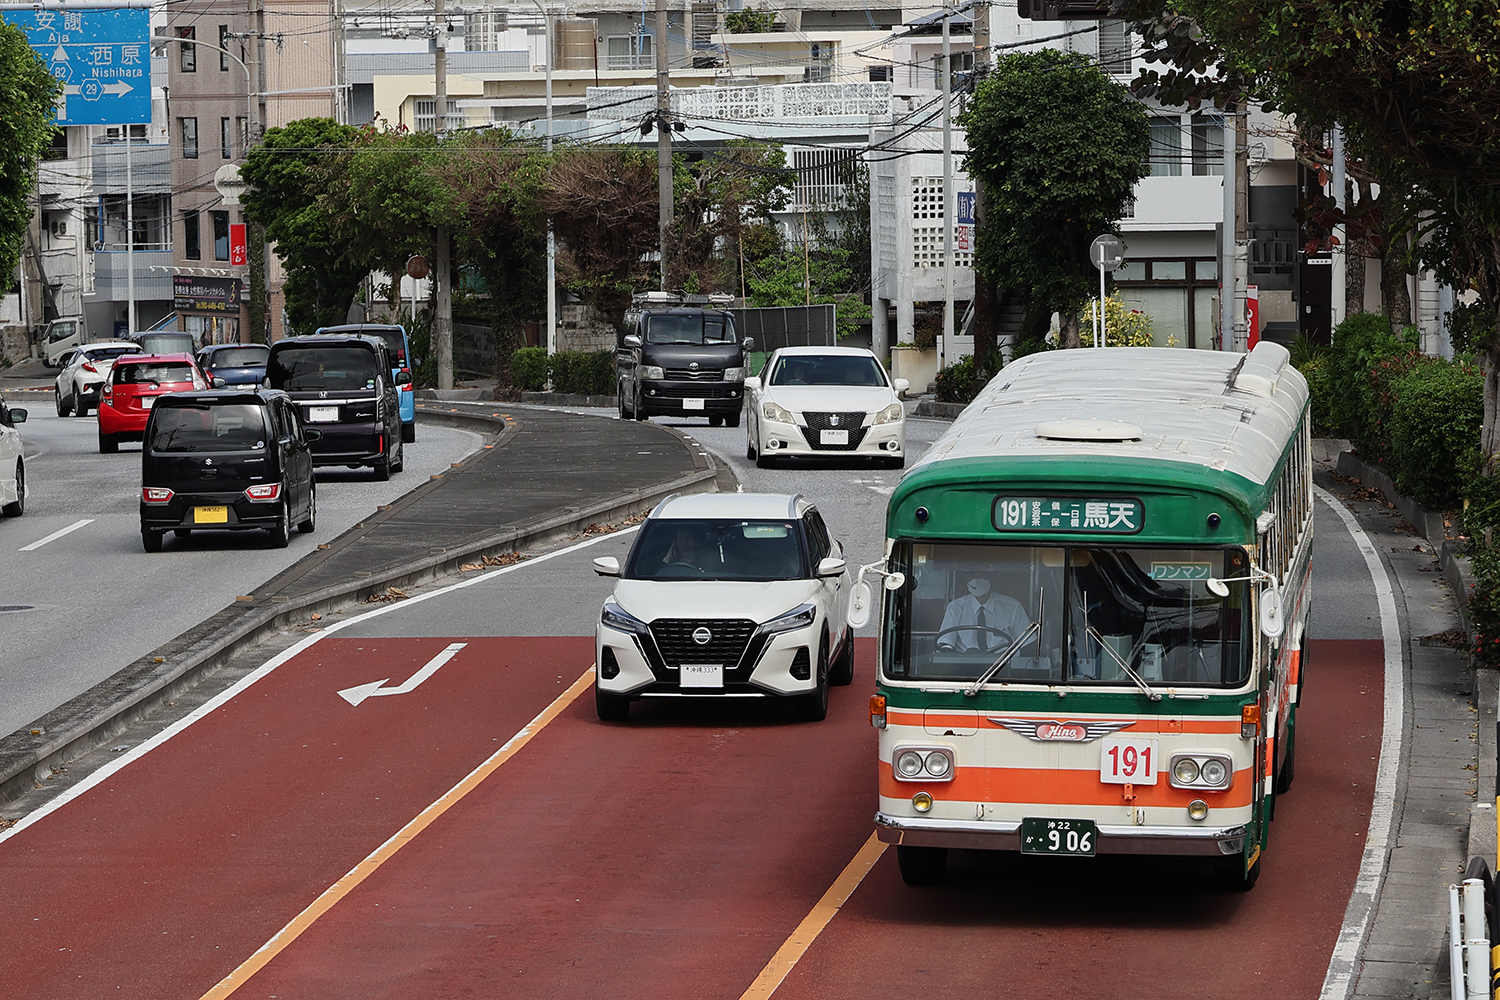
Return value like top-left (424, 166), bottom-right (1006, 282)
top-left (1241, 704), bottom-right (1260, 739)
top-left (870, 694), bottom-right (887, 730)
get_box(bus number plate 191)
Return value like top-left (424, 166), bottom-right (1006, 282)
top-left (1099, 737), bottom-right (1158, 785)
top-left (1020, 817), bottom-right (1097, 856)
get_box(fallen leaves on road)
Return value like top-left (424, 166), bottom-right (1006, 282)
top-left (568, 511), bottom-right (648, 541)
top-left (364, 586), bottom-right (410, 603)
top-left (460, 552), bottom-right (530, 572)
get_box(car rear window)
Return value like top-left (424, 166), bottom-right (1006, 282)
top-left (149, 404), bottom-right (268, 452)
top-left (269, 347), bottom-right (379, 391)
top-left (207, 346), bottom-right (269, 367)
top-left (86, 346), bottom-right (136, 361)
top-left (365, 329), bottom-right (405, 362)
top-left (114, 362), bottom-right (197, 385)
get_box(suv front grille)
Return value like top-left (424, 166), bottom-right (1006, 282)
top-left (650, 618), bottom-right (756, 669)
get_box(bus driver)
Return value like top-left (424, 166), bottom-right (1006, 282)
top-left (936, 573), bottom-right (1032, 653)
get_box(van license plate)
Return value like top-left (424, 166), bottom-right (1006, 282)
top-left (1020, 817), bottom-right (1097, 856)
top-left (308, 406), bottom-right (339, 422)
top-left (820, 429), bottom-right (849, 445)
top-left (683, 398), bottom-right (705, 410)
top-left (193, 506), bottom-right (228, 524)
top-left (680, 663), bottom-right (723, 688)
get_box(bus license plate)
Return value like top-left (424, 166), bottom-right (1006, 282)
top-left (680, 663), bottom-right (722, 688)
top-left (820, 430), bottom-right (849, 445)
top-left (193, 506), bottom-right (228, 524)
top-left (683, 398), bottom-right (705, 410)
top-left (1099, 737), bottom-right (1159, 785)
top-left (1020, 817), bottom-right (1097, 856)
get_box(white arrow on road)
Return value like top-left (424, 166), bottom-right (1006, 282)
top-left (338, 642), bottom-right (467, 706)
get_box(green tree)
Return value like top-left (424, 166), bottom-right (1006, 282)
top-left (667, 141), bottom-right (789, 295)
top-left (959, 50), bottom-right (1150, 349)
top-left (0, 25), bottom-right (61, 298)
top-left (724, 7), bottom-right (775, 32)
top-left (745, 244), bottom-right (871, 339)
top-left (242, 117), bottom-right (363, 333)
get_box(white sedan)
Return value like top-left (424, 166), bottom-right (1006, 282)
top-left (745, 346), bottom-right (909, 469)
top-left (54, 341), bottom-right (138, 418)
top-left (0, 393), bottom-right (28, 516)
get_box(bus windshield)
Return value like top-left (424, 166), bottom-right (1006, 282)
top-left (884, 541), bottom-right (1250, 687)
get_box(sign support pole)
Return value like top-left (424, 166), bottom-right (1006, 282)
top-left (125, 128), bottom-right (135, 334)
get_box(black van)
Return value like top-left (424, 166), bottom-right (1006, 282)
top-left (616, 293), bottom-right (752, 426)
top-left (139, 389), bottom-right (318, 552)
top-left (266, 334), bottom-right (408, 480)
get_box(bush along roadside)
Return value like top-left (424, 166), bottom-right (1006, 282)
top-left (509, 347), bottom-right (615, 396)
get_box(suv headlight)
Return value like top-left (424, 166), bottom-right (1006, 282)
top-left (601, 600), bottom-right (649, 635)
top-left (758, 603), bottom-right (817, 635)
top-left (638, 365), bottom-right (664, 380)
top-left (874, 402), bottom-right (904, 424)
top-left (762, 401), bottom-right (795, 424)
top-left (722, 367), bottom-right (747, 382)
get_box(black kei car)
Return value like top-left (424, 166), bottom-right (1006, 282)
top-left (265, 334), bottom-right (409, 480)
top-left (139, 389), bottom-right (319, 553)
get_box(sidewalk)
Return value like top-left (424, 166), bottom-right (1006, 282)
top-left (0, 401), bottom-right (721, 805)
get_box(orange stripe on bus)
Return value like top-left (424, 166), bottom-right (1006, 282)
top-left (878, 762), bottom-right (1255, 809)
top-left (886, 711), bottom-right (1240, 735)
top-left (1287, 648), bottom-right (1301, 689)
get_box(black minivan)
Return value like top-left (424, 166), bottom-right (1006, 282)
top-left (139, 389), bottom-right (318, 552)
top-left (616, 293), bottom-right (752, 426)
top-left (266, 334), bottom-right (408, 480)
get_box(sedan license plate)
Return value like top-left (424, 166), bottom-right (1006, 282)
top-left (307, 406), bottom-right (339, 422)
top-left (819, 429), bottom-right (849, 445)
top-left (682, 398), bottom-right (705, 411)
top-left (193, 505), bottom-right (228, 524)
top-left (679, 663), bottom-right (723, 688)
top-left (1020, 817), bottom-right (1097, 856)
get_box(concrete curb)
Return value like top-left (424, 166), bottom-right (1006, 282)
top-left (520, 391), bottom-right (618, 407)
top-left (0, 407), bottom-right (717, 807)
top-left (912, 399), bottom-right (967, 420)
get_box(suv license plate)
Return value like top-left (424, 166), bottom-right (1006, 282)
top-left (683, 398), bottom-right (705, 410)
top-left (308, 406), bottom-right (339, 422)
top-left (1020, 817), bottom-right (1097, 856)
top-left (819, 429), bottom-right (849, 445)
top-left (680, 663), bottom-right (723, 688)
top-left (193, 506), bottom-right (228, 524)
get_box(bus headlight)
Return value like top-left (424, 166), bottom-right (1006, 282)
top-left (1169, 752), bottom-right (1234, 790)
top-left (1200, 758), bottom-right (1228, 786)
top-left (897, 751), bottom-right (925, 777)
top-left (891, 745), bottom-right (955, 782)
top-left (1173, 758), bottom-right (1200, 784)
top-left (925, 751), bottom-right (951, 778)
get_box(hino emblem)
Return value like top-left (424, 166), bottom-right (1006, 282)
top-left (692, 627), bottom-right (712, 645)
top-left (989, 718), bottom-right (1136, 743)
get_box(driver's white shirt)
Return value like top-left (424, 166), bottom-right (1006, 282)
top-left (937, 593), bottom-right (1031, 652)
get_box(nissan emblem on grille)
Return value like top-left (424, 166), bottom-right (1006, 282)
top-left (692, 627), bottom-right (713, 645)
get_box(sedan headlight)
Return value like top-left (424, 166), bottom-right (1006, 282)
top-left (601, 599), bottom-right (649, 635)
top-left (722, 367), bottom-right (747, 382)
top-left (762, 401), bottom-right (795, 424)
top-left (874, 402), bottom-right (904, 425)
top-left (638, 365), bottom-right (664, 380)
top-left (758, 603), bottom-right (816, 635)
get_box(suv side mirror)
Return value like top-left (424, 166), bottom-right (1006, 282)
top-left (816, 556), bottom-right (847, 578)
top-left (744, 376), bottom-right (761, 391)
top-left (211, 377), bottom-right (227, 388)
top-left (894, 378), bottom-right (910, 394)
top-left (593, 556), bottom-right (621, 576)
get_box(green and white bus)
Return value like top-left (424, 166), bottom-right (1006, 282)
top-left (854, 342), bottom-right (1311, 890)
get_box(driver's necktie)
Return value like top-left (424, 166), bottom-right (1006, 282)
top-left (977, 606), bottom-right (988, 648)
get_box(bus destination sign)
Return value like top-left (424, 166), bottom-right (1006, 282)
top-left (993, 496), bottom-right (1143, 534)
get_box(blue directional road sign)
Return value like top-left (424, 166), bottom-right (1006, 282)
top-left (2, 7), bottom-right (150, 126)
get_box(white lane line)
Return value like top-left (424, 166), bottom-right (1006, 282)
top-left (1314, 485), bottom-right (1406, 1000)
top-left (18, 518), bottom-right (95, 552)
top-left (0, 523), bottom-right (640, 848)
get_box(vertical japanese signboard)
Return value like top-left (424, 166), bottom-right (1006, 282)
top-left (955, 190), bottom-right (975, 253)
top-left (1, 7), bottom-right (151, 126)
top-left (229, 223), bottom-right (248, 267)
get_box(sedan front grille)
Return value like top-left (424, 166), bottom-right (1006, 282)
top-left (650, 618), bottom-right (756, 669)
top-left (799, 411), bottom-right (870, 451)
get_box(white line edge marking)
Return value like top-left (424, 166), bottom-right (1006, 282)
top-left (0, 523), bottom-right (640, 848)
top-left (1314, 484), bottom-right (1404, 1000)
top-left (18, 517), bottom-right (95, 551)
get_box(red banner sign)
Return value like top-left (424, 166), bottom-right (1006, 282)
top-left (229, 223), bottom-right (247, 267)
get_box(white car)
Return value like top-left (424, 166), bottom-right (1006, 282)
top-left (0, 394), bottom-right (28, 516)
top-left (591, 492), bottom-right (854, 722)
top-left (54, 341), bottom-right (138, 418)
top-left (745, 346), bottom-right (909, 469)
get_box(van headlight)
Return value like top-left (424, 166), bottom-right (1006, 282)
top-left (722, 367), bottom-right (747, 382)
top-left (762, 401), bottom-right (795, 424)
top-left (638, 365), bottom-right (664, 380)
top-left (874, 402), bottom-right (903, 424)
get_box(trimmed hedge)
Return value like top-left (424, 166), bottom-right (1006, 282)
top-left (1387, 359), bottom-right (1483, 509)
top-left (509, 347), bottom-right (616, 396)
top-left (512, 346), bottom-right (548, 391)
top-left (934, 355), bottom-right (990, 404)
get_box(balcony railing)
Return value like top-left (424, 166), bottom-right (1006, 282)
top-left (90, 248), bottom-right (174, 300)
top-left (587, 81), bottom-right (893, 123)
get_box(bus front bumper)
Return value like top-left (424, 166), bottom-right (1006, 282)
top-left (874, 813), bottom-right (1246, 857)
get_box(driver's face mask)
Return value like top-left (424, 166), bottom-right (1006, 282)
top-left (967, 578), bottom-right (991, 600)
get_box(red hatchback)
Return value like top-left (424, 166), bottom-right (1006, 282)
top-left (99, 353), bottom-right (208, 453)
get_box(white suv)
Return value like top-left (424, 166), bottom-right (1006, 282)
top-left (592, 492), bottom-right (854, 722)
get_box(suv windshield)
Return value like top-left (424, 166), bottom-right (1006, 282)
top-left (114, 362), bottom-right (196, 385)
top-left (645, 314), bottom-right (733, 345)
top-left (626, 518), bottom-right (806, 581)
top-left (208, 346), bottom-right (269, 367)
top-left (149, 403), bottom-right (268, 452)
top-left (884, 542), bottom-right (1250, 687)
top-left (770, 355), bottom-right (887, 387)
top-left (269, 347), bottom-right (379, 391)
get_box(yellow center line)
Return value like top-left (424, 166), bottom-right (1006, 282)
top-left (199, 667), bottom-right (597, 1000)
top-left (739, 833), bottom-right (887, 1000)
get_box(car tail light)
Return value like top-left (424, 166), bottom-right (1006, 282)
top-left (142, 487), bottom-right (173, 503)
top-left (103, 384), bottom-right (112, 396)
top-left (82, 361), bottom-right (98, 373)
top-left (244, 482), bottom-right (282, 502)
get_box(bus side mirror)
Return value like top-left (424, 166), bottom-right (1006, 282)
top-left (1258, 586), bottom-right (1284, 638)
top-left (847, 580), bottom-right (872, 629)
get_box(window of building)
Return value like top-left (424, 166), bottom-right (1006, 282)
top-left (1098, 19), bottom-right (1131, 75)
top-left (178, 26), bottom-right (195, 72)
top-left (412, 98), bottom-right (461, 132)
top-left (606, 33), bottom-right (653, 71)
top-left (1112, 257), bottom-right (1220, 349)
top-left (212, 211), bottom-right (229, 261)
top-left (1191, 114), bottom-right (1225, 176)
top-left (931, 50), bottom-right (974, 91)
top-left (219, 24), bottom-right (230, 71)
top-left (184, 210), bottom-right (201, 260)
top-left (868, 64), bottom-right (892, 82)
top-left (1148, 114), bottom-right (1182, 177)
top-left (221, 117), bottom-right (232, 159)
top-left (181, 117), bottom-right (198, 159)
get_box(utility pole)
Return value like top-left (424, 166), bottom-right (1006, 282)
top-left (433, 0), bottom-right (453, 389)
top-left (941, 10), bottom-right (953, 369)
top-left (125, 127), bottom-right (135, 334)
top-left (544, 6), bottom-right (555, 368)
top-left (655, 0), bottom-right (672, 290)
top-left (970, 0), bottom-right (994, 367)
top-left (1219, 105), bottom-right (1236, 351)
top-left (246, 1), bottom-right (268, 343)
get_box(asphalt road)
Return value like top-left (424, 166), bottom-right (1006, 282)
top-left (0, 403), bottom-right (483, 736)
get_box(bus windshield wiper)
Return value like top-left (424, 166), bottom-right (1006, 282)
top-left (1087, 625), bottom-right (1163, 701)
top-left (963, 591), bottom-right (1043, 697)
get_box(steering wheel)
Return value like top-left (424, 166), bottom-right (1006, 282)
top-left (665, 561), bottom-right (703, 573)
top-left (930, 623), bottom-right (1012, 652)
